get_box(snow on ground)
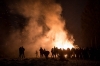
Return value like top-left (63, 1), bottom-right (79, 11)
top-left (0, 58), bottom-right (100, 66)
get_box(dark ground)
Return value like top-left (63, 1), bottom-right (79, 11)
top-left (0, 58), bottom-right (100, 66)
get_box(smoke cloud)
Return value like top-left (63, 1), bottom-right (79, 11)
top-left (4, 0), bottom-right (75, 58)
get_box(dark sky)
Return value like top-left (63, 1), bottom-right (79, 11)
top-left (0, 0), bottom-right (27, 45)
top-left (58, 0), bottom-right (87, 46)
top-left (0, 0), bottom-right (87, 46)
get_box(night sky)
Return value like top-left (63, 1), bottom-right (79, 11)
top-left (57, 0), bottom-right (87, 46)
top-left (0, 0), bottom-right (28, 45)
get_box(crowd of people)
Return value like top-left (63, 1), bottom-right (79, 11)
top-left (50, 46), bottom-right (100, 60)
top-left (19, 46), bottom-right (100, 60)
top-left (39, 47), bottom-right (50, 59)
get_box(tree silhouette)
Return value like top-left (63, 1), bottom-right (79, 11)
top-left (81, 0), bottom-right (100, 48)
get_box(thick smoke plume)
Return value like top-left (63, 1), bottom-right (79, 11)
top-left (5, 0), bottom-right (75, 58)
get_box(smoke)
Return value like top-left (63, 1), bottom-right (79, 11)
top-left (4, 0), bottom-right (75, 58)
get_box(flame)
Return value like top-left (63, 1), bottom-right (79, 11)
top-left (54, 40), bottom-right (74, 49)
top-left (46, 27), bottom-right (75, 50)
top-left (53, 31), bottom-right (74, 49)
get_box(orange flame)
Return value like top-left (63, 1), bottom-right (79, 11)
top-left (53, 31), bottom-right (74, 49)
top-left (46, 27), bottom-right (75, 50)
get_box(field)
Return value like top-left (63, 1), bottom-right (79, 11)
top-left (0, 58), bottom-right (100, 66)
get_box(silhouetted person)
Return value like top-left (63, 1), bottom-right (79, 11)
top-left (51, 48), bottom-right (54, 58)
top-left (79, 47), bottom-right (83, 59)
top-left (70, 48), bottom-right (75, 59)
top-left (19, 47), bottom-right (22, 59)
top-left (19, 46), bottom-right (25, 59)
top-left (43, 49), bottom-right (50, 59)
top-left (21, 46), bottom-right (25, 59)
top-left (58, 48), bottom-right (68, 61)
top-left (55, 47), bottom-right (59, 57)
top-left (39, 47), bottom-right (43, 58)
top-left (35, 50), bottom-right (38, 58)
top-left (82, 48), bottom-right (88, 60)
top-left (53, 46), bottom-right (58, 58)
top-left (66, 48), bottom-right (71, 58)
top-left (75, 48), bottom-right (80, 59)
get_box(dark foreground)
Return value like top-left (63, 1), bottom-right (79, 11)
top-left (0, 58), bottom-right (100, 66)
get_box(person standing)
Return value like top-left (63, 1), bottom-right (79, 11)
top-left (21, 46), bottom-right (25, 59)
top-left (19, 47), bottom-right (22, 59)
top-left (19, 46), bottom-right (25, 60)
top-left (39, 47), bottom-right (43, 58)
top-left (35, 50), bottom-right (38, 58)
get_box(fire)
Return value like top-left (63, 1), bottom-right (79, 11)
top-left (53, 30), bottom-right (74, 49)
top-left (54, 40), bottom-right (74, 49)
top-left (47, 28), bottom-right (75, 50)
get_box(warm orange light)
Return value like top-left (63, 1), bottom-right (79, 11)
top-left (51, 29), bottom-right (75, 50)
top-left (54, 40), bottom-right (74, 49)
top-left (46, 20), bottom-right (75, 50)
